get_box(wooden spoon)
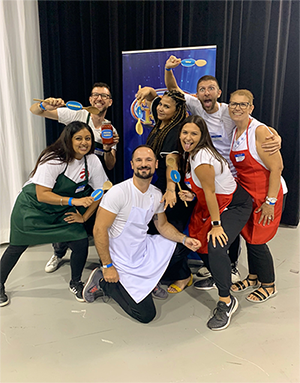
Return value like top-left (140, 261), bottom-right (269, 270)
top-left (103, 181), bottom-right (113, 191)
top-left (33, 98), bottom-right (100, 115)
top-left (135, 85), bottom-right (144, 135)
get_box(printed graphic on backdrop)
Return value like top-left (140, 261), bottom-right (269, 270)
top-left (122, 46), bottom-right (217, 178)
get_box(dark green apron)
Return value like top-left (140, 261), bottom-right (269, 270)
top-left (10, 156), bottom-right (93, 246)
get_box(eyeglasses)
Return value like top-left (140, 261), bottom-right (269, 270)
top-left (91, 93), bottom-right (111, 100)
top-left (228, 102), bottom-right (251, 110)
top-left (198, 86), bottom-right (217, 93)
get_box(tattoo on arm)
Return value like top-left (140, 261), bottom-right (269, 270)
top-left (153, 214), bottom-right (158, 221)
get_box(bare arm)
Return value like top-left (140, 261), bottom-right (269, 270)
top-left (93, 207), bottom-right (120, 282)
top-left (135, 86), bottom-right (158, 106)
top-left (261, 126), bottom-right (282, 155)
top-left (153, 212), bottom-right (201, 252)
top-left (30, 97), bottom-right (66, 120)
top-left (255, 125), bottom-right (283, 225)
top-left (194, 164), bottom-right (228, 248)
top-left (161, 153), bottom-right (180, 210)
top-left (164, 55), bottom-right (184, 94)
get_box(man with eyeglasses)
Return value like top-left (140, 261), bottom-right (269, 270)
top-left (30, 82), bottom-right (119, 273)
top-left (30, 82), bottom-right (119, 173)
top-left (164, 55), bottom-right (281, 286)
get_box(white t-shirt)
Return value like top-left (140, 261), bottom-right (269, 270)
top-left (57, 108), bottom-right (118, 153)
top-left (26, 154), bottom-right (108, 191)
top-left (100, 178), bottom-right (164, 238)
top-left (189, 148), bottom-right (236, 195)
top-left (184, 94), bottom-right (236, 175)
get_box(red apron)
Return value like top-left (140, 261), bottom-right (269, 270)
top-left (185, 173), bottom-right (234, 254)
top-left (229, 121), bottom-right (283, 244)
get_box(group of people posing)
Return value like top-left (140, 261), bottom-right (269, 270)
top-left (0, 56), bottom-right (285, 331)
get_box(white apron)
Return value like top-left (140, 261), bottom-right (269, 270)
top-left (109, 183), bottom-right (176, 303)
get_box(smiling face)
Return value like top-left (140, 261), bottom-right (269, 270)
top-left (156, 95), bottom-right (177, 124)
top-left (89, 86), bottom-right (113, 114)
top-left (228, 94), bottom-right (254, 124)
top-left (72, 128), bottom-right (92, 159)
top-left (131, 147), bottom-right (158, 180)
top-left (197, 80), bottom-right (222, 114)
top-left (180, 123), bottom-right (202, 153)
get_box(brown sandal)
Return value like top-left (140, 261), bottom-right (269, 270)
top-left (231, 275), bottom-right (260, 293)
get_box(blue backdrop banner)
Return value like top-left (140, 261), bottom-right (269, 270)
top-left (122, 45), bottom-right (217, 178)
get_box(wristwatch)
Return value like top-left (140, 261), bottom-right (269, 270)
top-left (211, 220), bottom-right (221, 226)
top-left (265, 196), bottom-right (277, 205)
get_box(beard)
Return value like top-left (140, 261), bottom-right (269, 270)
top-left (134, 167), bottom-right (155, 179)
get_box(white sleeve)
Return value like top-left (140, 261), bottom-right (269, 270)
top-left (193, 149), bottom-right (213, 167)
top-left (57, 108), bottom-right (88, 125)
top-left (184, 94), bottom-right (204, 116)
top-left (30, 160), bottom-right (65, 189)
top-left (87, 155), bottom-right (109, 190)
top-left (100, 185), bottom-right (125, 215)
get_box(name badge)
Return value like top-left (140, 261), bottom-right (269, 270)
top-left (234, 153), bottom-right (245, 162)
top-left (211, 134), bottom-right (222, 141)
top-left (94, 148), bottom-right (104, 156)
top-left (75, 185), bottom-right (85, 193)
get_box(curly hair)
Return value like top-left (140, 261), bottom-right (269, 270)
top-left (146, 90), bottom-right (186, 157)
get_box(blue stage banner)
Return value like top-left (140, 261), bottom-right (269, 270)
top-left (122, 46), bottom-right (217, 179)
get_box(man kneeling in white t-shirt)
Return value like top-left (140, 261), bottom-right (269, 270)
top-left (82, 145), bottom-right (201, 323)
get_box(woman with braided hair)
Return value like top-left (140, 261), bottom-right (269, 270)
top-left (135, 87), bottom-right (196, 294)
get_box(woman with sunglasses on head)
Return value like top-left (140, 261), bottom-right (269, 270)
top-left (177, 115), bottom-right (252, 330)
top-left (135, 87), bottom-right (196, 295)
top-left (228, 90), bottom-right (284, 303)
top-left (0, 121), bottom-right (108, 307)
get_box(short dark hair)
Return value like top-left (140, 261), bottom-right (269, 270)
top-left (131, 145), bottom-right (157, 160)
top-left (91, 82), bottom-right (112, 98)
top-left (196, 75), bottom-right (220, 92)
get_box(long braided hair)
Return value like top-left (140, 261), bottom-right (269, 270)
top-left (146, 90), bottom-right (186, 158)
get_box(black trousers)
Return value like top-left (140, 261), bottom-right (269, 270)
top-left (202, 184), bottom-right (253, 297)
top-left (100, 243), bottom-right (191, 323)
top-left (246, 243), bottom-right (275, 283)
top-left (0, 238), bottom-right (89, 286)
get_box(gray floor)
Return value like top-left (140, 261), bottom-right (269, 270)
top-left (1, 225), bottom-right (299, 383)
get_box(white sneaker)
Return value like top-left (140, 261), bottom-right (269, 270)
top-left (45, 255), bottom-right (62, 273)
top-left (231, 266), bottom-right (241, 283)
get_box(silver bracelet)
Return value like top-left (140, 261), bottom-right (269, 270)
top-left (182, 235), bottom-right (187, 245)
top-left (60, 198), bottom-right (63, 206)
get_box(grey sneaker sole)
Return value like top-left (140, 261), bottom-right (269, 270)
top-left (83, 268), bottom-right (103, 303)
top-left (208, 297), bottom-right (239, 331)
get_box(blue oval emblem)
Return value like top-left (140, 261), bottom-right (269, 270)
top-left (181, 58), bottom-right (195, 68)
top-left (102, 130), bottom-right (113, 139)
top-left (66, 101), bottom-right (83, 111)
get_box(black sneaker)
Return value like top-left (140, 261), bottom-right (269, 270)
top-left (0, 284), bottom-right (9, 307)
top-left (69, 281), bottom-right (85, 302)
top-left (207, 296), bottom-right (238, 331)
top-left (194, 277), bottom-right (216, 290)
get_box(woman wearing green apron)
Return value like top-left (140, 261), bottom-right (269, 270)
top-left (0, 121), bottom-right (108, 307)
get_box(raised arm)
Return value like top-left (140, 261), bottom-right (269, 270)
top-left (164, 55), bottom-right (184, 94)
top-left (135, 86), bottom-right (158, 107)
top-left (93, 207), bottom-right (119, 282)
top-left (30, 97), bottom-right (65, 120)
